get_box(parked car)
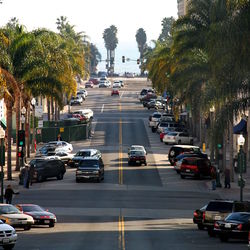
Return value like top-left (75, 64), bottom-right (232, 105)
top-left (76, 90), bottom-right (86, 99)
top-left (15, 204), bottom-right (57, 228)
top-left (81, 89), bottom-right (88, 97)
top-left (203, 200), bottom-right (250, 237)
top-left (53, 151), bottom-right (75, 165)
top-left (180, 157), bottom-right (213, 179)
top-left (168, 145), bottom-right (204, 165)
top-left (28, 158), bottom-right (66, 182)
top-left (193, 204), bottom-right (207, 230)
top-left (174, 152), bottom-right (208, 173)
top-left (73, 109), bottom-right (93, 120)
top-left (214, 212), bottom-right (250, 242)
top-left (68, 149), bottom-right (101, 168)
top-left (113, 81), bottom-right (121, 88)
top-left (0, 204), bottom-right (34, 231)
top-left (156, 122), bottom-right (178, 134)
top-left (160, 127), bottom-right (186, 142)
top-left (70, 96), bottom-right (82, 105)
top-left (76, 156), bottom-right (104, 182)
top-left (149, 112), bottom-right (162, 128)
top-left (128, 150), bottom-right (147, 166)
top-left (85, 81), bottom-right (94, 88)
top-left (163, 132), bottom-right (194, 145)
top-left (0, 219), bottom-right (17, 249)
top-left (99, 80), bottom-right (108, 88)
top-left (48, 141), bottom-right (73, 153)
top-left (36, 144), bottom-right (57, 157)
top-left (89, 77), bottom-right (99, 85)
top-left (160, 113), bottom-right (175, 122)
top-left (111, 89), bottom-right (119, 96)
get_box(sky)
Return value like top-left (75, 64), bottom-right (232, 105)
top-left (0, 0), bottom-right (178, 74)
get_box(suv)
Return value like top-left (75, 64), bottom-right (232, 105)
top-left (76, 156), bottom-right (104, 182)
top-left (168, 145), bottom-right (204, 165)
top-left (0, 219), bottom-right (17, 249)
top-left (29, 159), bottom-right (66, 182)
top-left (203, 200), bottom-right (250, 236)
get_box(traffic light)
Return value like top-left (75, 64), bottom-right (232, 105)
top-left (137, 59), bottom-right (140, 64)
top-left (18, 150), bottom-right (24, 158)
top-left (122, 56), bottom-right (125, 63)
top-left (18, 130), bottom-right (25, 147)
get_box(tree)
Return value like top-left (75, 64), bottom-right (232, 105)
top-left (158, 17), bottom-right (175, 42)
top-left (135, 28), bottom-right (147, 75)
top-left (89, 43), bottom-right (101, 75)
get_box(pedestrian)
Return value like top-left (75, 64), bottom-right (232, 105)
top-left (210, 166), bottom-right (216, 190)
top-left (4, 185), bottom-right (19, 204)
top-left (23, 165), bottom-right (30, 189)
top-left (57, 133), bottom-right (62, 141)
top-left (224, 168), bottom-right (231, 189)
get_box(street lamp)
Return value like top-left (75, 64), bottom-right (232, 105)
top-left (31, 98), bottom-right (36, 153)
top-left (237, 134), bottom-right (246, 202)
top-left (21, 107), bottom-right (26, 130)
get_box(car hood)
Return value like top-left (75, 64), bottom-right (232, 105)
top-left (72, 156), bottom-right (87, 161)
top-left (1, 213), bottom-right (33, 220)
top-left (0, 223), bottom-right (15, 231)
top-left (25, 211), bottom-right (54, 217)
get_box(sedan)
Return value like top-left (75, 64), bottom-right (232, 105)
top-left (111, 89), bottom-right (119, 96)
top-left (0, 204), bottom-right (34, 231)
top-left (163, 132), bottom-right (194, 145)
top-left (128, 150), bottom-right (147, 166)
top-left (48, 141), bottom-right (73, 153)
top-left (0, 220), bottom-right (17, 249)
top-left (128, 145), bottom-right (147, 155)
top-left (85, 81), bottom-right (94, 88)
top-left (214, 212), bottom-right (250, 242)
top-left (15, 204), bottom-right (57, 228)
top-left (70, 96), bottom-right (82, 105)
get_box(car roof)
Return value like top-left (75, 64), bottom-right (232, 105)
top-left (171, 145), bottom-right (199, 149)
top-left (80, 156), bottom-right (100, 160)
top-left (78, 149), bottom-right (98, 152)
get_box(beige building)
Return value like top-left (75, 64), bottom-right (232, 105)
top-left (177, 0), bottom-right (185, 17)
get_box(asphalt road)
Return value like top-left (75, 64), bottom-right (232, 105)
top-left (13, 78), bottom-right (247, 249)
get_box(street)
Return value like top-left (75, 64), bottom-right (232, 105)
top-left (12, 79), bottom-right (246, 249)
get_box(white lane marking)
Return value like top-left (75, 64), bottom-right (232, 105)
top-left (101, 104), bottom-right (105, 113)
top-left (120, 91), bottom-right (124, 99)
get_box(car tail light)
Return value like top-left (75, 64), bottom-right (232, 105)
top-left (193, 211), bottom-right (198, 217)
top-left (214, 222), bottom-right (219, 229)
top-left (40, 215), bottom-right (50, 219)
top-left (248, 231), bottom-right (250, 242)
top-left (237, 224), bottom-right (243, 230)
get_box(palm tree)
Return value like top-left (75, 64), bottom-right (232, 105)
top-left (90, 43), bottom-right (101, 75)
top-left (135, 28), bottom-right (147, 75)
top-left (103, 25), bottom-right (118, 75)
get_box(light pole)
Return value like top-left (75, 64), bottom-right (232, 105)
top-left (31, 98), bottom-right (36, 153)
top-left (20, 107), bottom-right (26, 168)
top-left (237, 134), bottom-right (246, 202)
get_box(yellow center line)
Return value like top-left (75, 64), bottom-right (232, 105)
top-left (119, 118), bottom-right (123, 185)
top-left (118, 216), bottom-right (125, 250)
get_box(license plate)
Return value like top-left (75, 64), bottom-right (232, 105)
top-left (44, 220), bottom-right (50, 224)
top-left (215, 216), bottom-right (221, 220)
top-left (83, 176), bottom-right (90, 178)
top-left (225, 223), bottom-right (231, 228)
top-left (186, 169), bottom-right (190, 172)
top-left (136, 161), bottom-right (140, 163)
top-left (3, 239), bottom-right (9, 244)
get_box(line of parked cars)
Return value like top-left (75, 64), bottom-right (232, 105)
top-left (193, 199), bottom-right (250, 246)
top-left (69, 89), bottom-right (88, 106)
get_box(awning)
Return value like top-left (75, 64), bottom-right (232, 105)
top-left (233, 118), bottom-right (247, 134)
top-left (0, 118), bottom-right (6, 130)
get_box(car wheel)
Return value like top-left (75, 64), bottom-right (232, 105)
top-left (164, 142), bottom-right (168, 145)
top-left (208, 229), bottom-right (216, 237)
top-left (197, 224), bottom-right (204, 230)
top-left (37, 174), bottom-right (44, 182)
top-left (3, 244), bottom-right (15, 250)
top-left (49, 221), bottom-right (55, 228)
top-left (57, 172), bottom-right (63, 180)
top-left (180, 174), bottom-right (185, 179)
top-left (219, 234), bottom-right (228, 242)
top-left (24, 225), bottom-right (31, 231)
top-left (176, 170), bottom-right (180, 174)
top-left (76, 178), bottom-right (80, 183)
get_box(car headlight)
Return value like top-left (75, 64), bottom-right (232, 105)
top-left (93, 171), bottom-right (99, 174)
top-left (12, 229), bottom-right (16, 235)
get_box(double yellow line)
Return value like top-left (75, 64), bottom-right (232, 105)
top-left (118, 215), bottom-right (125, 250)
top-left (119, 118), bottom-right (123, 185)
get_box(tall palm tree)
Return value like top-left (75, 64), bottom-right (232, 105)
top-left (90, 43), bottom-right (101, 75)
top-left (135, 28), bottom-right (147, 75)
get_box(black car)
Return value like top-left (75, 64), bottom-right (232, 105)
top-left (203, 200), bottom-right (250, 237)
top-left (168, 145), bottom-right (205, 165)
top-left (193, 205), bottom-right (207, 230)
top-left (29, 159), bottom-right (66, 182)
top-left (128, 150), bottom-right (147, 166)
top-left (214, 212), bottom-right (250, 242)
top-left (76, 157), bottom-right (104, 182)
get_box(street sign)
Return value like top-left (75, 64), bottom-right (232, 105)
top-left (38, 120), bottom-right (43, 128)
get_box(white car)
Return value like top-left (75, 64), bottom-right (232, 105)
top-left (81, 89), bottom-right (88, 97)
top-left (73, 109), bottom-right (93, 120)
top-left (0, 204), bottom-right (34, 231)
top-left (70, 96), bottom-right (83, 105)
top-left (149, 112), bottom-right (162, 128)
top-left (113, 81), bottom-right (121, 88)
top-left (163, 132), bottom-right (194, 145)
top-left (0, 220), bottom-right (17, 249)
top-left (128, 145), bottom-right (147, 155)
top-left (48, 141), bottom-right (73, 152)
top-left (76, 90), bottom-right (86, 100)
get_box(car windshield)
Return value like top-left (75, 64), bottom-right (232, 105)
top-left (21, 205), bottom-right (44, 212)
top-left (130, 151), bottom-right (145, 156)
top-left (153, 114), bottom-right (161, 118)
top-left (0, 205), bottom-right (21, 214)
top-left (168, 132), bottom-right (178, 136)
top-left (226, 213), bottom-right (250, 222)
top-left (130, 146), bottom-right (144, 151)
top-left (75, 151), bottom-right (91, 157)
top-left (78, 160), bottom-right (99, 169)
top-left (206, 202), bottom-right (233, 212)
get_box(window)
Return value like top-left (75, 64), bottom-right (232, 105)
top-left (206, 202), bottom-right (233, 212)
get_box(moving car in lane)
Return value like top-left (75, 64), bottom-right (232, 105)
top-left (0, 219), bottom-right (17, 249)
top-left (0, 204), bottom-right (34, 231)
top-left (76, 90), bottom-right (86, 99)
top-left (128, 145), bottom-right (147, 155)
top-left (193, 204), bottom-right (207, 230)
top-left (15, 204), bottom-right (57, 228)
top-left (76, 156), bottom-right (104, 183)
top-left (69, 96), bottom-right (83, 105)
top-left (68, 149), bottom-right (101, 168)
top-left (113, 81), bottom-right (121, 88)
top-left (89, 77), bottom-right (99, 85)
top-left (128, 150), bottom-right (147, 166)
top-left (111, 89), bottom-right (119, 96)
top-left (48, 141), bottom-right (73, 153)
top-left (85, 81), bottom-right (94, 88)
top-left (214, 212), bottom-right (250, 242)
top-left (180, 157), bottom-right (213, 179)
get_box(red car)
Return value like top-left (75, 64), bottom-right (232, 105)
top-left (15, 204), bottom-right (57, 227)
top-left (85, 81), bottom-right (94, 88)
top-left (111, 89), bottom-right (119, 96)
top-left (72, 113), bottom-right (87, 121)
top-left (89, 78), bottom-right (99, 85)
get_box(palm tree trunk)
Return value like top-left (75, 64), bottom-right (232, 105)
top-left (51, 97), bottom-right (54, 121)
top-left (47, 98), bottom-right (50, 121)
top-left (228, 120), bottom-right (234, 182)
top-left (55, 102), bottom-right (58, 121)
top-left (6, 99), bottom-right (13, 180)
top-left (25, 104), bottom-right (30, 158)
top-left (15, 91), bottom-right (21, 171)
top-left (58, 107), bottom-right (60, 121)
